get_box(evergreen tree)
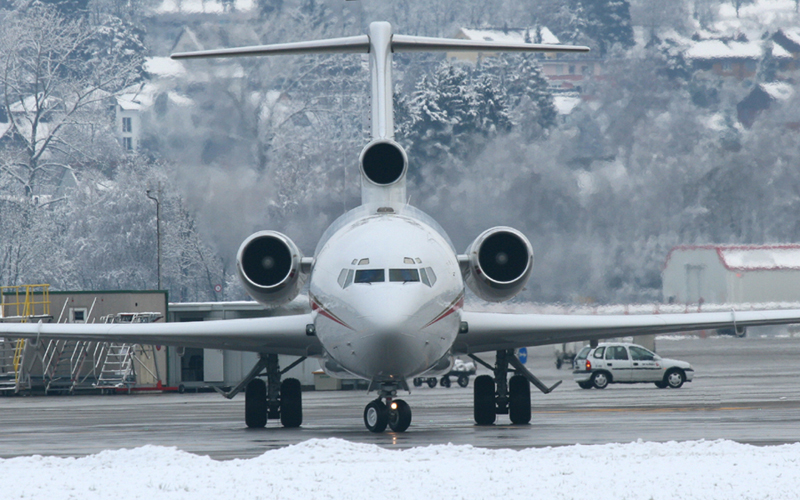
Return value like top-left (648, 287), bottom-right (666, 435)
top-left (567, 0), bottom-right (635, 55)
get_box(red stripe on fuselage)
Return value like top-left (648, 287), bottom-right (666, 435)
top-left (423, 294), bottom-right (464, 329)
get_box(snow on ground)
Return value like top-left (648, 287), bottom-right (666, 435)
top-left (3, 439), bottom-right (800, 499)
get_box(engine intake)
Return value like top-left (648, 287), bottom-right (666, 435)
top-left (463, 227), bottom-right (533, 302)
top-left (359, 139), bottom-right (407, 186)
top-left (236, 231), bottom-right (306, 306)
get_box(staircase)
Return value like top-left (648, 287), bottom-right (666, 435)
top-left (0, 284), bottom-right (52, 393)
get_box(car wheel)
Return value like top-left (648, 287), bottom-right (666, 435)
top-left (578, 381), bottom-right (593, 389)
top-left (591, 371), bottom-right (610, 389)
top-left (654, 381), bottom-right (668, 389)
top-left (665, 369), bottom-right (685, 389)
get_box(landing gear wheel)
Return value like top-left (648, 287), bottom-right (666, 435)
top-left (591, 371), bottom-right (609, 389)
top-left (245, 378), bottom-right (267, 428)
top-left (388, 399), bottom-right (412, 432)
top-left (474, 375), bottom-right (496, 426)
top-left (665, 369), bottom-right (685, 389)
top-left (457, 375), bottom-right (469, 388)
top-left (508, 375), bottom-right (531, 425)
top-left (440, 376), bottom-right (451, 388)
top-left (413, 377), bottom-right (423, 387)
top-left (578, 381), bottom-right (593, 389)
top-left (426, 377), bottom-right (437, 388)
top-left (280, 378), bottom-right (302, 428)
top-left (364, 399), bottom-right (389, 433)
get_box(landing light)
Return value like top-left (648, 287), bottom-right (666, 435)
top-left (390, 401), bottom-right (398, 410)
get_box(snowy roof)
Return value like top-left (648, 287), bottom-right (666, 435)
top-left (457, 27), bottom-right (560, 45)
top-left (760, 82), bottom-right (794, 101)
top-left (0, 122), bottom-right (10, 139)
top-left (668, 245), bottom-right (800, 271)
top-left (553, 95), bottom-right (581, 115)
top-left (145, 57), bottom-right (186, 78)
top-left (685, 39), bottom-right (762, 60)
top-left (156, 0), bottom-right (254, 13)
top-left (783, 28), bottom-right (800, 47)
top-left (772, 42), bottom-right (792, 58)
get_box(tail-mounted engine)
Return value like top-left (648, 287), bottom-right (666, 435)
top-left (462, 227), bottom-right (533, 302)
top-left (359, 139), bottom-right (408, 206)
top-left (236, 231), bottom-right (307, 307)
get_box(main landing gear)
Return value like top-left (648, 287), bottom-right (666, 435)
top-left (363, 383), bottom-right (412, 433)
top-left (215, 353), bottom-right (306, 429)
top-left (469, 350), bottom-right (562, 426)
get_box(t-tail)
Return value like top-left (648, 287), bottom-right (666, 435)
top-left (171, 22), bottom-right (589, 208)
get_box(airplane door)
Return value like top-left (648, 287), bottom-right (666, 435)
top-left (604, 346), bottom-right (633, 382)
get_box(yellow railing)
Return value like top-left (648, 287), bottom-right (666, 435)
top-left (1, 284), bottom-right (50, 387)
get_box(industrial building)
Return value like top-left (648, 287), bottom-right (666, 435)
top-left (662, 245), bottom-right (800, 305)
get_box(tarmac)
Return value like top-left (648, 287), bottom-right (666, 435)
top-left (2, 334), bottom-right (800, 459)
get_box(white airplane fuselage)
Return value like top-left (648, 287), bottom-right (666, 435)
top-left (309, 206), bottom-right (464, 383)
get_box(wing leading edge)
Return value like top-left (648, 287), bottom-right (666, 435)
top-left (455, 309), bottom-right (800, 354)
top-left (0, 314), bottom-right (320, 357)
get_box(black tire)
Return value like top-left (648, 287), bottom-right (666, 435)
top-left (426, 377), bottom-right (437, 388)
top-left (457, 375), bottom-right (469, 388)
top-left (364, 399), bottom-right (389, 433)
top-left (735, 326), bottom-right (747, 338)
top-left (665, 369), bottom-right (685, 389)
top-left (474, 375), bottom-right (496, 425)
top-left (280, 378), bottom-right (302, 428)
top-left (245, 378), bottom-right (267, 428)
top-left (177, 384), bottom-right (186, 394)
top-left (440, 376), bottom-right (451, 388)
top-left (509, 375), bottom-right (531, 425)
top-left (413, 377), bottom-right (423, 387)
top-left (388, 399), bottom-right (412, 432)
top-left (578, 381), bottom-right (593, 389)
top-left (655, 381), bottom-right (668, 389)
top-left (591, 371), bottom-right (610, 389)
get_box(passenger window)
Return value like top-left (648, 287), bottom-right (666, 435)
top-left (593, 347), bottom-right (605, 359)
top-left (630, 346), bottom-right (654, 361)
top-left (605, 346), bottom-right (628, 360)
top-left (420, 268), bottom-right (431, 286)
top-left (337, 269), bottom-right (348, 288)
top-left (389, 269), bottom-right (420, 283)
top-left (355, 269), bottom-right (385, 283)
top-left (426, 267), bottom-right (437, 286)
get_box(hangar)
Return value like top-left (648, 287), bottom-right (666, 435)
top-left (662, 244), bottom-right (800, 305)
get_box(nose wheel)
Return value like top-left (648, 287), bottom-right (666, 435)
top-left (363, 385), bottom-right (412, 433)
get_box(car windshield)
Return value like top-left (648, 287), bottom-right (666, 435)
top-left (575, 346), bottom-right (591, 360)
top-left (354, 269), bottom-right (385, 284)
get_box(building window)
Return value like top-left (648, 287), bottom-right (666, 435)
top-left (122, 117), bottom-right (132, 133)
top-left (123, 137), bottom-right (133, 150)
top-left (722, 61), bottom-right (732, 71)
top-left (71, 308), bottom-right (88, 323)
top-left (569, 65), bottom-right (576, 75)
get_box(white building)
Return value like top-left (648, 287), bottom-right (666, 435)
top-left (662, 245), bottom-right (800, 305)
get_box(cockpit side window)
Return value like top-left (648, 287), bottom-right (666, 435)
top-left (426, 267), bottom-right (437, 286)
top-left (420, 268), bottom-right (431, 286)
top-left (354, 269), bottom-right (385, 284)
top-left (337, 269), bottom-right (348, 288)
top-left (389, 269), bottom-right (420, 283)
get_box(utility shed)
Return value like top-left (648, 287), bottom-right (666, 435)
top-left (662, 245), bottom-right (800, 305)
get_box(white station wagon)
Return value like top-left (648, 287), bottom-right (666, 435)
top-left (573, 342), bottom-right (694, 389)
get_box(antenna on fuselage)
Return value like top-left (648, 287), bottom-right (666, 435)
top-left (171, 22), bottom-right (589, 205)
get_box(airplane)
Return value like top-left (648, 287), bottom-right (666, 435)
top-left (4, 21), bottom-right (800, 433)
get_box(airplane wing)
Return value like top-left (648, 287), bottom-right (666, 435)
top-left (0, 314), bottom-right (320, 357)
top-left (454, 309), bottom-right (800, 354)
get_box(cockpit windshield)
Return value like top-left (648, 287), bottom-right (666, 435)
top-left (389, 269), bottom-right (420, 283)
top-left (354, 269), bottom-right (385, 284)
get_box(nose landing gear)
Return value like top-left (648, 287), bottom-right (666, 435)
top-left (363, 384), bottom-right (412, 433)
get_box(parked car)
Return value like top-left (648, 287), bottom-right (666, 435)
top-left (573, 342), bottom-right (694, 389)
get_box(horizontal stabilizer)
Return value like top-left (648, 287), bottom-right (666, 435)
top-left (171, 35), bottom-right (370, 60)
top-left (391, 35), bottom-right (589, 54)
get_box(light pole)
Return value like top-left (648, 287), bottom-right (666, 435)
top-left (146, 184), bottom-right (162, 290)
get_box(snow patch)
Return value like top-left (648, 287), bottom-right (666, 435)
top-left (2, 439), bottom-right (800, 499)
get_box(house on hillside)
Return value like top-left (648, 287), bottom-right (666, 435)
top-left (736, 82), bottom-right (795, 128)
top-left (448, 26), bottom-right (603, 93)
top-left (662, 245), bottom-right (800, 305)
top-left (685, 36), bottom-right (762, 81)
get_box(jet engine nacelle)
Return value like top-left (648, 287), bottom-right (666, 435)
top-left (463, 227), bottom-right (533, 302)
top-left (236, 231), bottom-right (307, 307)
